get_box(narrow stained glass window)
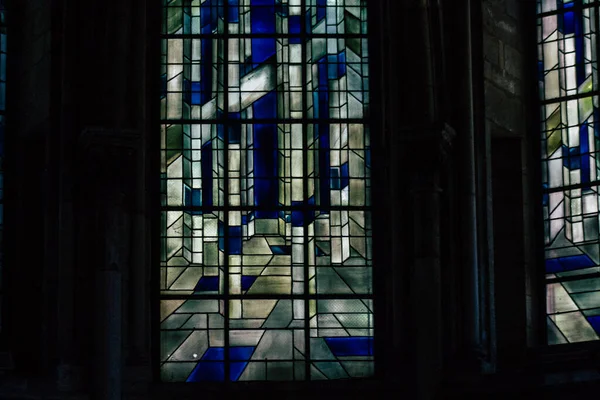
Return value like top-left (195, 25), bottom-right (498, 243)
top-left (538, 0), bottom-right (600, 344)
top-left (0, 0), bottom-right (5, 332)
top-left (159, 0), bottom-right (373, 381)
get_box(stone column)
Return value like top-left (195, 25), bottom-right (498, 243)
top-left (394, 2), bottom-right (452, 397)
top-left (405, 125), bottom-right (455, 399)
top-left (79, 128), bottom-right (139, 400)
top-left (367, 0), bottom-right (405, 387)
top-left (96, 265), bottom-right (122, 400)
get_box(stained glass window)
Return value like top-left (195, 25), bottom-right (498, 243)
top-left (160, 0), bottom-right (373, 381)
top-left (538, 0), bottom-right (600, 344)
top-left (0, 0), bottom-right (5, 332)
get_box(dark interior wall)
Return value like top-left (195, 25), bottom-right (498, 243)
top-left (3, 0), bottom-right (152, 387)
top-left (4, 0), bottom-right (54, 377)
top-left (66, 0), bottom-right (152, 391)
top-left (482, 0), bottom-right (540, 369)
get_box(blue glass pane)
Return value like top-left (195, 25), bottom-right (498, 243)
top-left (588, 315), bottom-right (600, 335)
top-left (230, 362), bottom-right (248, 381)
top-left (230, 346), bottom-right (254, 360)
top-left (202, 347), bottom-right (225, 361)
top-left (195, 277), bottom-right (219, 291)
top-left (250, 0), bottom-right (276, 33)
top-left (324, 337), bottom-right (374, 357)
top-left (228, 0), bottom-right (240, 23)
top-left (187, 363), bottom-right (225, 382)
top-left (241, 276), bottom-right (257, 291)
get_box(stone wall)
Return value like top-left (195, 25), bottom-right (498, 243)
top-left (5, 0), bottom-right (54, 379)
top-left (482, 0), bottom-right (542, 368)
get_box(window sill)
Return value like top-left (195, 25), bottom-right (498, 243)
top-left (148, 379), bottom-right (384, 400)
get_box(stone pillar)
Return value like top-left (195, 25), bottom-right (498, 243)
top-left (127, 0), bottom-right (151, 373)
top-left (79, 128), bottom-right (139, 400)
top-left (96, 266), bottom-right (122, 400)
top-left (366, 0), bottom-right (406, 387)
top-left (405, 125), bottom-right (455, 399)
top-left (72, 0), bottom-right (152, 393)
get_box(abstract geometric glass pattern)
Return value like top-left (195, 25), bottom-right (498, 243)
top-left (538, 0), bottom-right (600, 344)
top-left (0, 0), bottom-right (5, 332)
top-left (160, 0), bottom-right (373, 381)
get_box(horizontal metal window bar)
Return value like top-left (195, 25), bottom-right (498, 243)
top-left (158, 293), bottom-right (374, 300)
top-left (539, 90), bottom-right (599, 106)
top-left (537, 2), bottom-right (598, 18)
top-left (161, 33), bottom-right (368, 39)
top-left (542, 180), bottom-right (600, 194)
top-left (160, 205), bottom-right (373, 212)
top-left (159, 118), bottom-right (371, 125)
top-left (546, 271), bottom-right (600, 284)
